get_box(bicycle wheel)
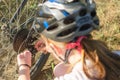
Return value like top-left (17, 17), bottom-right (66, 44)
top-left (13, 25), bottom-right (50, 80)
top-left (0, 0), bottom-right (50, 80)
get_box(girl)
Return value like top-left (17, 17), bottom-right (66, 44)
top-left (17, 0), bottom-right (120, 80)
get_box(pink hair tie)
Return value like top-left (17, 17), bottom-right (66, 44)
top-left (66, 36), bottom-right (87, 52)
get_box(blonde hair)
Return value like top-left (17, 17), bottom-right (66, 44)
top-left (81, 38), bottom-right (120, 80)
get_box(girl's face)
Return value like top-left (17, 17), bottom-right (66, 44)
top-left (47, 39), bottom-right (82, 65)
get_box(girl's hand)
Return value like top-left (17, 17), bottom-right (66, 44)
top-left (17, 50), bottom-right (32, 70)
top-left (17, 50), bottom-right (32, 80)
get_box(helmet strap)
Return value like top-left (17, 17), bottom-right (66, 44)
top-left (64, 36), bottom-right (87, 63)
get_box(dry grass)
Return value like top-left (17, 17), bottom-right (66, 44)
top-left (0, 0), bottom-right (120, 80)
top-left (93, 0), bottom-right (120, 50)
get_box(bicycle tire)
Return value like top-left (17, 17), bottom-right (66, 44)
top-left (30, 53), bottom-right (50, 80)
top-left (13, 27), bottom-right (50, 80)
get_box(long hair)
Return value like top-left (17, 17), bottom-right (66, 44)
top-left (81, 38), bottom-right (120, 80)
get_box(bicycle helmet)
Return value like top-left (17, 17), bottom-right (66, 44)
top-left (36, 0), bottom-right (99, 42)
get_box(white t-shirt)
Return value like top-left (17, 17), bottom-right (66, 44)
top-left (54, 51), bottom-right (120, 80)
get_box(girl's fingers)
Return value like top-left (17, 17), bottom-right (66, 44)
top-left (24, 50), bottom-right (32, 58)
top-left (17, 53), bottom-right (24, 66)
top-left (17, 50), bottom-right (32, 66)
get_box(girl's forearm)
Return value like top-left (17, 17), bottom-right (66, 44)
top-left (18, 66), bottom-right (30, 80)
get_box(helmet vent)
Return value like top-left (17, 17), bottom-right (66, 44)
top-left (94, 20), bottom-right (99, 25)
top-left (91, 10), bottom-right (96, 17)
top-left (58, 27), bottom-right (77, 37)
top-left (79, 24), bottom-right (91, 31)
top-left (47, 24), bottom-right (58, 31)
top-left (79, 8), bottom-right (87, 16)
top-left (63, 16), bottom-right (75, 24)
top-left (72, 0), bottom-right (79, 2)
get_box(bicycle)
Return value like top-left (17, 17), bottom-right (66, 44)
top-left (0, 0), bottom-right (50, 80)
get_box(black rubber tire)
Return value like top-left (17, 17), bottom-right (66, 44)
top-left (30, 53), bottom-right (50, 80)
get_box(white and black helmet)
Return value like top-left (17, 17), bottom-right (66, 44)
top-left (37, 0), bottom-right (99, 42)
